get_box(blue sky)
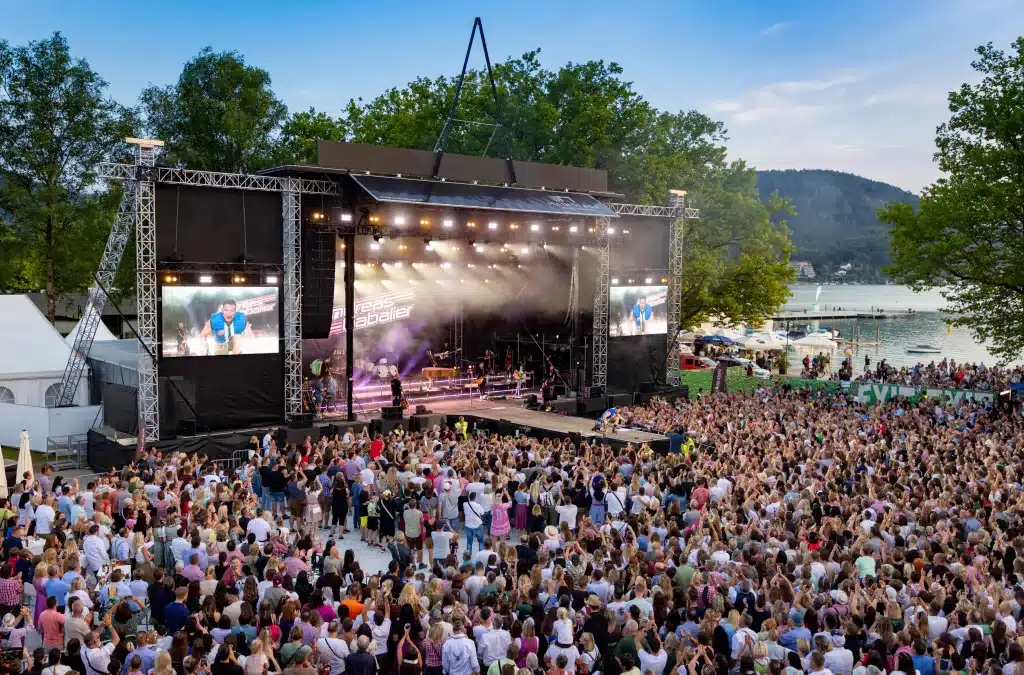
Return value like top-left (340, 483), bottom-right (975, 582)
top-left (3, 0), bottom-right (1023, 192)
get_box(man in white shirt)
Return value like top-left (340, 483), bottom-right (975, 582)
top-left (316, 622), bottom-right (350, 675)
top-left (35, 496), bottom-right (56, 535)
top-left (82, 527), bottom-right (110, 581)
top-left (247, 508), bottom-right (273, 543)
top-left (463, 564), bottom-right (487, 608)
top-left (442, 618), bottom-right (480, 675)
top-left (478, 614), bottom-right (512, 668)
top-left (82, 627), bottom-right (120, 675)
top-left (169, 530), bottom-right (189, 566)
top-left (463, 494), bottom-right (487, 555)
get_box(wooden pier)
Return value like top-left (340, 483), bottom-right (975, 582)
top-left (771, 310), bottom-right (916, 321)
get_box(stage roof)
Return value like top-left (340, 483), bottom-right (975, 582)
top-left (349, 174), bottom-right (616, 218)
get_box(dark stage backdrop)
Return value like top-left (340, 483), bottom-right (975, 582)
top-left (607, 336), bottom-right (667, 394)
top-left (158, 355), bottom-right (283, 432)
top-left (155, 185), bottom-right (282, 264)
top-left (301, 236), bottom-right (588, 387)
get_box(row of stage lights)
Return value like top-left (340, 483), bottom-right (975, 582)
top-left (349, 212), bottom-right (629, 236)
top-left (612, 277), bottom-right (668, 285)
top-left (367, 239), bottom-right (574, 254)
top-left (162, 273), bottom-right (278, 284)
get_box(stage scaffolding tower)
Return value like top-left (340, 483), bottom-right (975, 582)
top-left (449, 301), bottom-right (464, 369)
top-left (665, 192), bottom-right (688, 387)
top-left (591, 216), bottom-right (611, 391)
top-left (61, 146), bottom-right (338, 440)
top-left (282, 178), bottom-right (303, 419)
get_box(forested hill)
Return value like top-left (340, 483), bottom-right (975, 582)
top-left (755, 169), bottom-right (919, 281)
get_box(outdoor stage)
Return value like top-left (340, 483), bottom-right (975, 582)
top-left (353, 397), bottom-right (669, 451)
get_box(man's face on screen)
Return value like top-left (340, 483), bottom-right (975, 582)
top-left (639, 297), bottom-right (647, 310)
top-left (222, 303), bottom-right (237, 321)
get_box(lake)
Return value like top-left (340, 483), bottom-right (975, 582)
top-left (780, 284), bottom-right (1017, 367)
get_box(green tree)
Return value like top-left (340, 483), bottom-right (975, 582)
top-left (275, 107), bottom-right (347, 165)
top-left (880, 38), bottom-right (1024, 363)
top-left (141, 48), bottom-right (287, 172)
top-left (0, 32), bottom-right (136, 320)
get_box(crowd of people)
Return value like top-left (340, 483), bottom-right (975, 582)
top-left (1, 381), bottom-right (1024, 675)
top-left (852, 359), bottom-right (1024, 392)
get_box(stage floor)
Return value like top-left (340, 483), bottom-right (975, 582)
top-left (352, 397), bottom-right (668, 447)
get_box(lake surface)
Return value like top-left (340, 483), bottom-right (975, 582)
top-left (780, 284), bottom-right (1018, 367)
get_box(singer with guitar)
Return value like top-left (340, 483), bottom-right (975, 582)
top-left (632, 295), bottom-right (652, 335)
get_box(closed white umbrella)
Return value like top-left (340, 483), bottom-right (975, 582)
top-left (0, 445), bottom-right (7, 500)
top-left (17, 430), bottom-right (33, 488)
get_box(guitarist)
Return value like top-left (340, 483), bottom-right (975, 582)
top-left (513, 365), bottom-right (526, 397)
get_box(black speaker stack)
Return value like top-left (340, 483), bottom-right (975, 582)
top-left (301, 227), bottom-right (337, 339)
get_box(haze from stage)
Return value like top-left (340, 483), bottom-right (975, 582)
top-left (161, 285), bottom-right (280, 357)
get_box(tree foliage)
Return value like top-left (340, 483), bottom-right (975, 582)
top-left (141, 48), bottom-right (286, 172)
top-left (0, 32), bottom-right (136, 320)
top-left (880, 37), bottom-right (1024, 363)
top-left (275, 107), bottom-right (347, 166)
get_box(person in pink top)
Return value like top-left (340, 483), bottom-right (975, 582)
top-left (37, 596), bottom-right (66, 648)
top-left (489, 488), bottom-right (513, 539)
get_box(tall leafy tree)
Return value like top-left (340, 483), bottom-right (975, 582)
top-left (880, 38), bottom-right (1024, 363)
top-left (275, 107), bottom-right (347, 165)
top-left (141, 48), bottom-right (287, 172)
top-left (0, 32), bottom-right (136, 320)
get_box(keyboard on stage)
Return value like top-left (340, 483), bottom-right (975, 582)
top-left (422, 367), bottom-right (459, 380)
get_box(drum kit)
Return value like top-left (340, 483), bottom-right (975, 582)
top-left (354, 357), bottom-right (399, 379)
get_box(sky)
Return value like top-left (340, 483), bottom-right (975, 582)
top-left (3, 0), bottom-right (1023, 193)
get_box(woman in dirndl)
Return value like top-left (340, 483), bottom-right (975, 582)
top-left (513, 484), bottom-right (530, 531)
top-left (490, 488), bottom-right (513, 540)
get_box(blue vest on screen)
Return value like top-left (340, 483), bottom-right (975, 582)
top-left (209, 311), bottom-right (247, 343)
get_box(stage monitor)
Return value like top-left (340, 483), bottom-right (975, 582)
top-left (609, 285), bottom-right (668, 337)
top-left (161, 286), bottom-right (280, 357)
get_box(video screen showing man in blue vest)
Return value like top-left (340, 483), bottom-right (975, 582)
top-left (201, 299), bottom-right (248, 355)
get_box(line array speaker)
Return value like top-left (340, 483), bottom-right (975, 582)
top-left (301, 227), bottom-right (337, 339)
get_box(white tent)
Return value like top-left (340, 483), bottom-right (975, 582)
top-left (65, 316), bottom-right (118, 346)
top-left (738, 333), bottom-right (786, 351)
top-left (793, 334), bottom-right (838, 351)
top-left (0, 295), bottom-right (88, 408)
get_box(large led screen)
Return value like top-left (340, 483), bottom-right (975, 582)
top-left (609, 285), bottom-right (668, 337)
top-left (161, 286), bottom-right (280, 357)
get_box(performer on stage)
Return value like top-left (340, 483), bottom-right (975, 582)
top-left (632, 295), bottom-right (652, 335)
top-left (597, 407), bottom-right (623, 432)
top-left (390, 377), bottom-right (404, 407)
top-left (476, 369), bottom-right (486, 400)
top-left (200, 298), bottom-right (248, 355)
top-left (513, 365), bottom-right (526, 397)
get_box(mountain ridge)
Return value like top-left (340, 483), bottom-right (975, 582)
top-left (755, 168), bottom-right (919, 281)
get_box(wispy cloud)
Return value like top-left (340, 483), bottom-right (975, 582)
top-left (760, 20), bottom-right (795, 36)
top-left (708, 73), bottom-right (859, 125)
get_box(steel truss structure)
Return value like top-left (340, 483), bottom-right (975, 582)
top-left (591, 201), bottom-right (700, 390)
top-left (59, 146), bottom-right (340, 440)
top-left (282, 178), bottom-right (303, 418)
top-left (449, 300), bottom-right (464, 369)
top-left (591, 216), bottom-right (611, 390)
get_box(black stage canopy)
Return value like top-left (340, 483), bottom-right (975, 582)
top-left (349, 174), bottom-right (616, 218)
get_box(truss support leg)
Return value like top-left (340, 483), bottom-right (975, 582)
top-left (666, 213), bottom-right (686, 386)
top-left (136, 146), bottom-right (160, 442)
top-left (592, 216), bottom-right (610, 392)
top-left (56, 183), bottom-right (137, 407)
top-left (283, 179), bottom-right (303, 420)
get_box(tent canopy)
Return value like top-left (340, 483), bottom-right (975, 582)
top-left (738, 333), bottom-right (786, 351)
top-left (65, 317), bottom-right (118, 346)
top-left (0, 295), bottom-right (76, 378)
top-left (793, 334), bottom-right (838, 350)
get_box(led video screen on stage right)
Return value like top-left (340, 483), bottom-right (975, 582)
top-left (610, 285), bottom-right (668, 337)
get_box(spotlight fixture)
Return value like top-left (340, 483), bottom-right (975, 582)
top-left (425, 243), bottom-right (433, 251)
top-left (645, 277), bottom-right (653, 284)
top-left (623, 229), bottom-right (630, 234)
top-left (607, 227), bottom-right (616, 234)
top-left (370, 242), bottom-right (380, 251)
top-left (611, 278), bottom-right (619, 284)
top-left (443, 219), bottom-right (454, 228)
top-left (162, 274), bottom-right (178, 283)
top-left (467, 221), bottom-right (476, 228)
top-left (588, 227), bottom-right (595, 233)
top-left (467, 263), bottom-right (476, 268)
top-left (419, 217), bottom-right (431, 226)
top-left (474, 244), bottom-right (484, 252)
top-left (530, 223), bottom-right (540, 232)
top-left (569, 225), bottom-right (578, 233)
top-left (552, 226), bottom-right (560, 231)
top-left (199, 275), bottom-right (213, 284)
top-left (265, 275), bottom-right (279, 284)
top-left (661, 277), bottom-right (668, 283)
top-left (520, 246), bottom-right (529, 254)
top-left (441, 262), bottom-right (453, 269)
top-left (488, 221), bottom-right (498, 230)
top-left (399, 244), bottom-right (407, 250)
top-left (311, 211), bottom-right (323, 221)
top-left (394, 261), bottom-right (404, 268)
top-left (628, 278), bottom-right (634, 284)
top-left (488, 264), bottom-right (495, 269)
top-left (340, 213), bottom-right (353, 223)
top-left (509, 223), bottom-right (519, 230)
top-left (232, 274), bottom-right (247, 283)
top-left (394, 215), bottom-right (406, 225)
top-left (369, 214), bottom-right (381, 224)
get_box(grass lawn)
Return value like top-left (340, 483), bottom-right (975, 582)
top-left (1, 446), bottom-right (47, 470)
